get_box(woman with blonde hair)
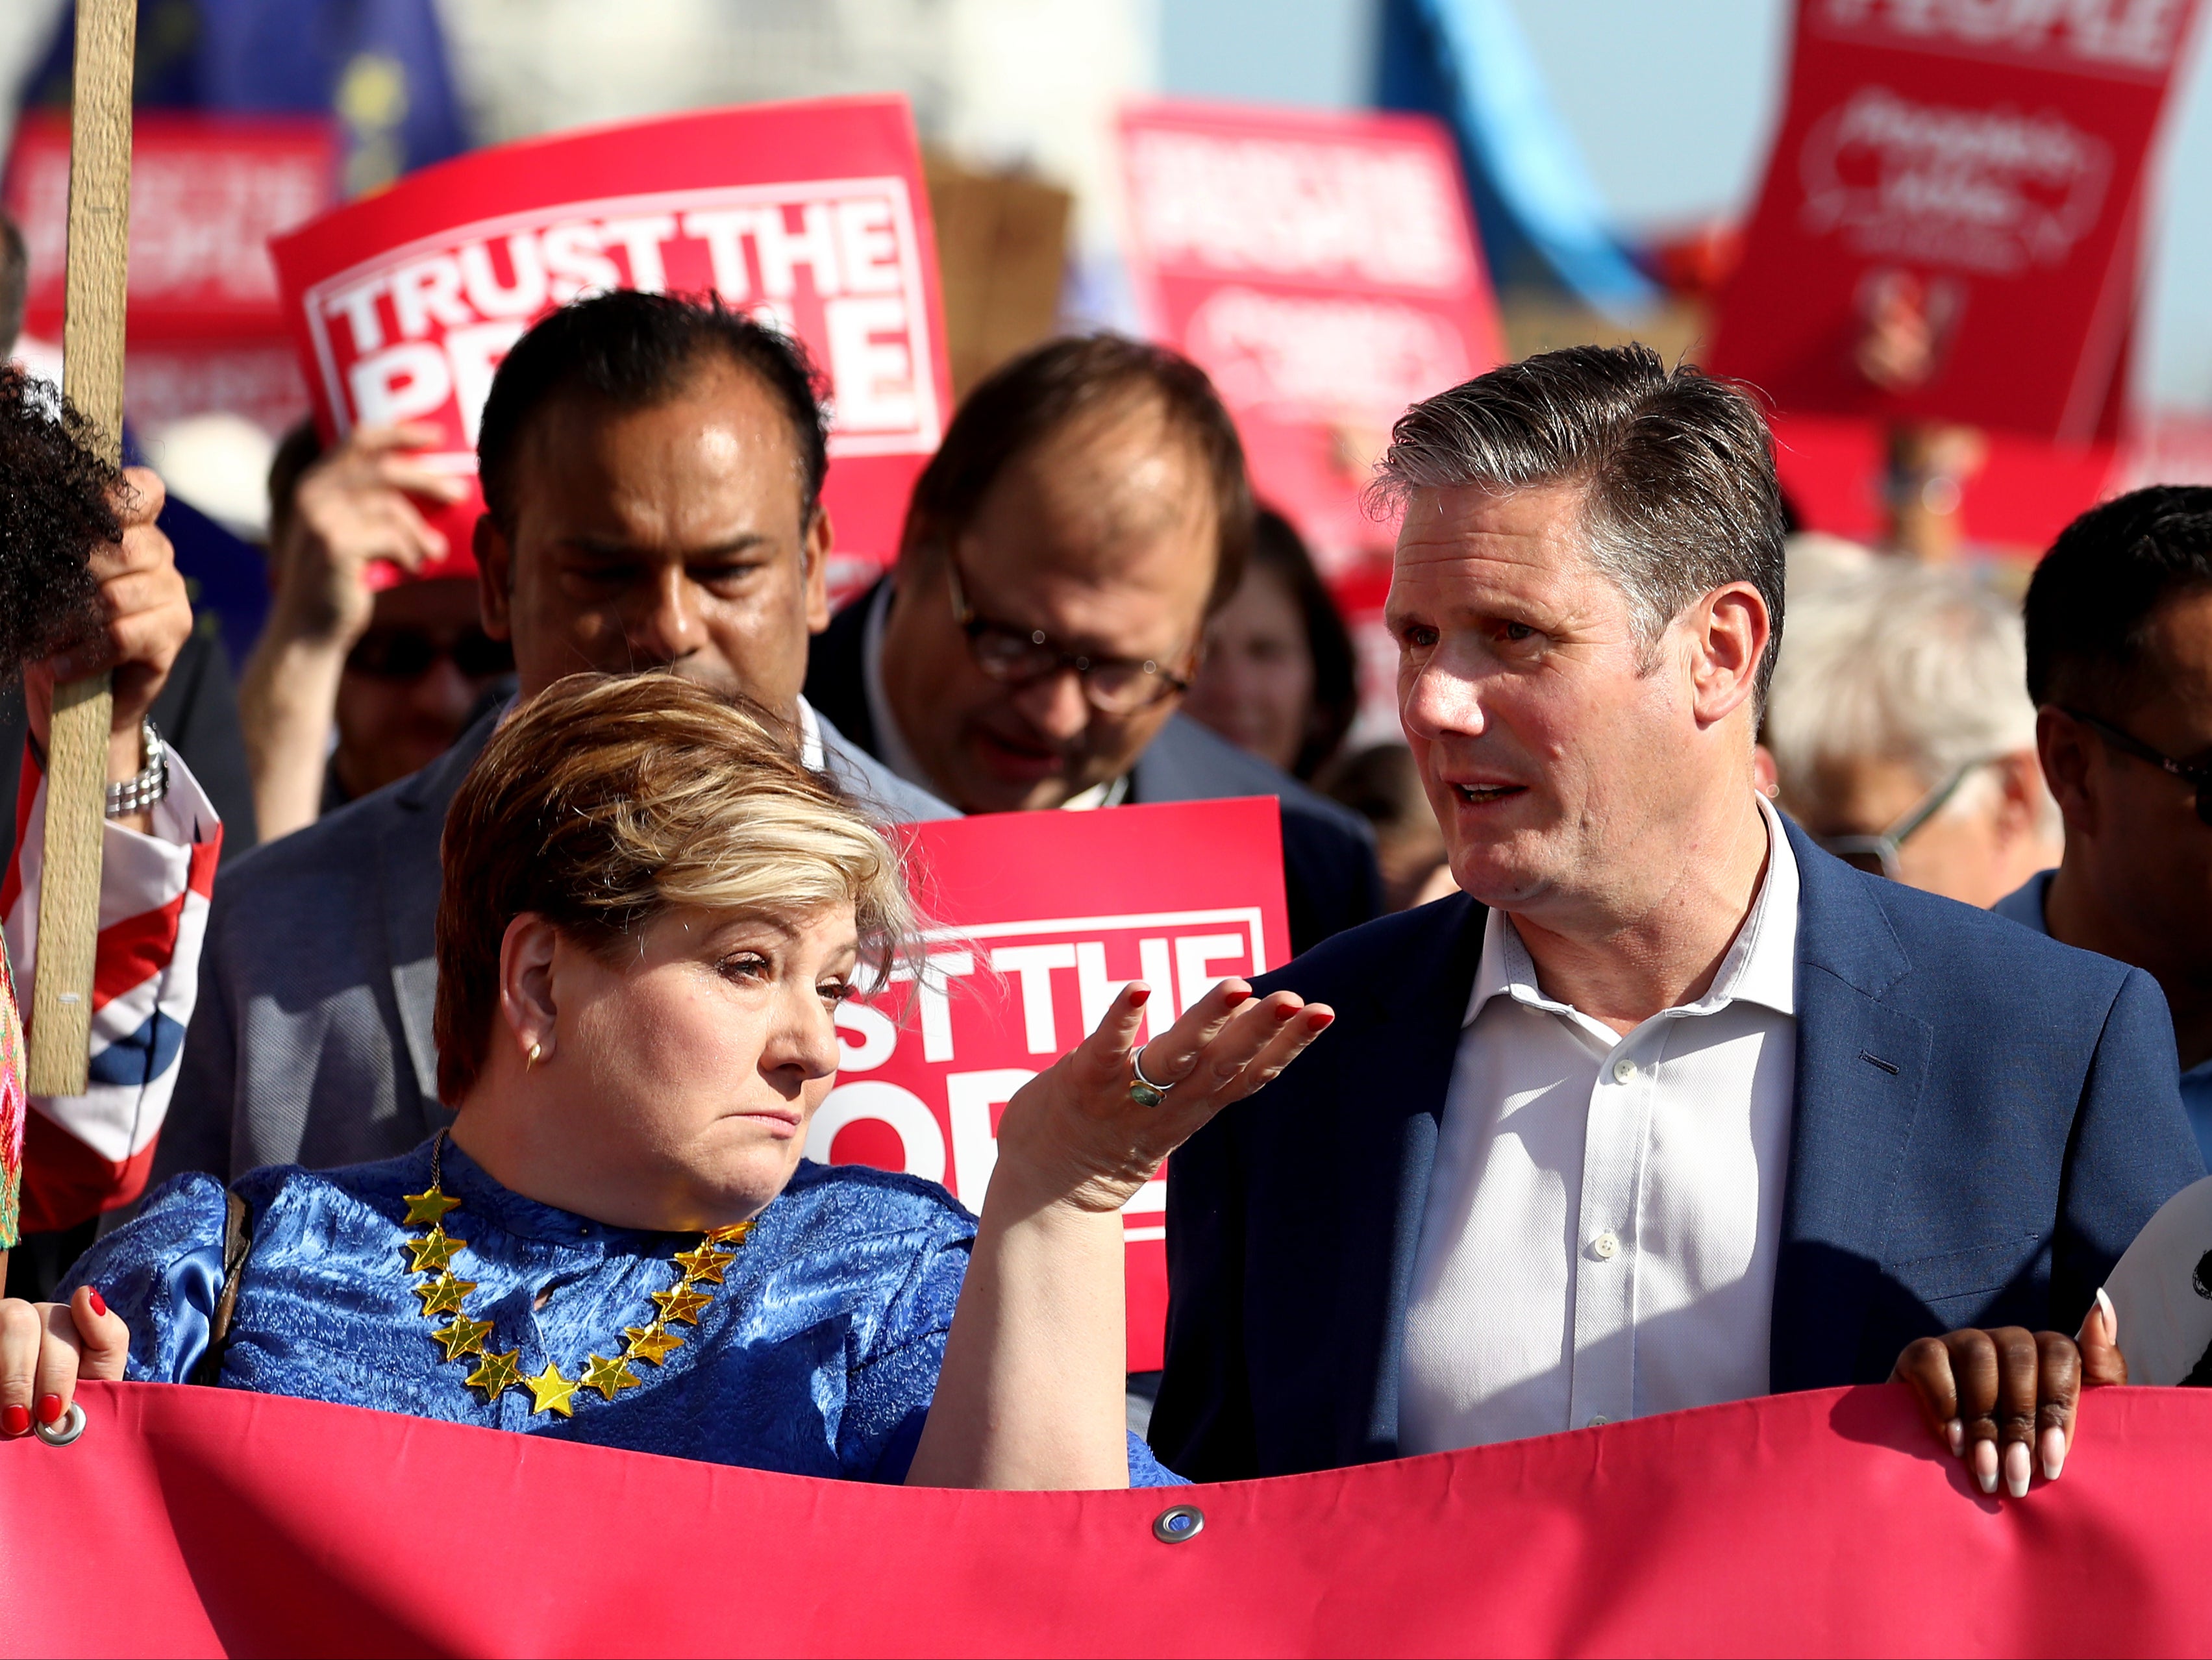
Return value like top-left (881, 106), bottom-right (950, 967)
top-left (1, 673), bottom-right (1330, 1487)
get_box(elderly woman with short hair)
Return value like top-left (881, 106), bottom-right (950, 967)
top-left (1, 673), bottom-right (1330, 1487)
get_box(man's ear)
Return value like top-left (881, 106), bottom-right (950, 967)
top-left (475, 513), bottom-right (515, 641)
top-left (497, 912), bottom-right (562, 1065)
top-left (2038, 705), bottom-right (2099, 837)
top-left (1687, 582), bottom-right (1771, 728)
top-left (1987, 749), bottom-right (2053, 846)
top-left (803, 506), bottom-right (834, 636)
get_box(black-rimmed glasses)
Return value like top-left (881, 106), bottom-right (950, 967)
top-left (2062, 708), bottom-right (2212, 826)
top-left (945, 557), bottom-right (1193, 716)
top-left (1814, 760), bottom-right (1992, 878)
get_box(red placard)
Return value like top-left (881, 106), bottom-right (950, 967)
top-left (1708, 0), bottom-right (2202, 439)
top-left (1118, 101), bottom-right (1504, 573)
top-left (14, 1380), bottom-right (2212, 1655)
top-left (816, 797), bottom-right (1290, 1372)
top-left (1, 112), bottom-right (340, 342)
top-left (269, 98), bottom-right (952, 595)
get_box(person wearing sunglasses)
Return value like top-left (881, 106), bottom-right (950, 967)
top-left (805, 334), bottom-right (1382, 958)
top-left (1996, 486), bottom-right (2212, 1168)
top-left (1763, 562), bottom-right (2059, 906)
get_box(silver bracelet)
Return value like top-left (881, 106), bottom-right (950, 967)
top-left (105, 718), bottom-right (168, 818)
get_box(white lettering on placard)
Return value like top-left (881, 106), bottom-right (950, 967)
top-left (810, 907), bottom-right (1267, 1239)
top-left (542, 221), bottom-right (621, 303)
top-left (805, 1082), bottom-right (947, 1184)
top-left (680, 209), bottom-right (758, 303)
top-left (1799, 86), bottom-right (2112, 273)
top-left (991, 945), bottom-right (1080, 1055)
top-left (1184, 287), bottom-right (1471, 421)
top-left (1815, 0), bottom-right (2188, 75)
top-left (887, 950), bottom-right (976, 1064)
top-left (297, 177), bottom-right (943, 468)
top-left (834, 199), bottom-right (903, 293)
top-left (824, 296), bottom-right (919, 432)
top-left (834, 1000), bottom-right (899, 1072)
top-left (1126, 127), bottom-right (1471, 290)
top-left (349, 341), bottom-right (451, 427)
top-left (323, 276), bottom-right (390, 355)
top-left (446, 321), bottom-right (528, 445)
top-left (457, 234), bottom-right (548, 317)
top-left (945, 1069), bottom-right (1036, 1208)
top-left (1174, 934), bottom-right (1250, 1017)
top-left (599, 216), bottom-right (678, 293)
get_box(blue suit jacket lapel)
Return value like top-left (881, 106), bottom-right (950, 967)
top-left (1771, 820), bottom-right (1934, 1392)
top-left (1330, 893), bottom-right (1485, 1461)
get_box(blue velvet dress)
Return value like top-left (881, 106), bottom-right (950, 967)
top-left (63, 1139), bottom-right (1180, 1485)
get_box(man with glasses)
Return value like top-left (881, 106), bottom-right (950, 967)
top-left (156, 292), bottom-right (951, 1187)
top-left (1998, 486), bottom-right (2212, 1163)
top-left (806, 334), bottom-right (1382, 955)
top-left (1763, 562), bottom-right (2059, 904)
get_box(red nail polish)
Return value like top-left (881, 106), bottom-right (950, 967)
top-left (1128, 984), bottom-right (1151, 1007)
top-left (1309, 1010), bottom-right (1336, 1030)
top-left (1223, 985), bottom-right (1254, 1006)
top-left (2, 1405), bottom-right (27, 1436)
top-left (88, 1289), bottom-right (106, 1318)
top-left (35, 1394), bottom-right (62, 1426)
top-left (1274, 1001), bottom-right (1300, 1020)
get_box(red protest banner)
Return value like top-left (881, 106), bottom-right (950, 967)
top-left (2, 112), bottom-right (338, 342)
top-left (1708, 0), bottom-right (2203, 440)
top-left (10, 1378), bottom-right (2212, 1655)
top-left (1118, 101), bottom-right (1504, 573)
top-left (268, 97), bottom-right (952, 598)
top-left (815, 797), bottom-right (1290, 1372)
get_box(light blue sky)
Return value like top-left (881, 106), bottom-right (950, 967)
top-left (1161, 0), bottom-right (2212, 412)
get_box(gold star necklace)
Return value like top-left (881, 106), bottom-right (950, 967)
top-left (397, 1133), bottom-right (752, 1417)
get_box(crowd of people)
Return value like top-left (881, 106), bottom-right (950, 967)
top-left (4, 252), bottom-right (2212, 1505)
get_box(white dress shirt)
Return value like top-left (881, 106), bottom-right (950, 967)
top-left (1398, 796), bottom-right (1800, 1452)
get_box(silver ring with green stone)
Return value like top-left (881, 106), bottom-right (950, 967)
top-left (1128, 1049), bottom-right (1174, 1108)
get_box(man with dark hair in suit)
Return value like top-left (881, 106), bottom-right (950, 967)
top-left (1996, 487), bottom-right (2212, 1164)
top-left (156, 291), bottom-right (950, 1187)
top-left (1150, 345), bottom-right (2202, 1494)
top-left (805, 334), bottom-right (1380, 957)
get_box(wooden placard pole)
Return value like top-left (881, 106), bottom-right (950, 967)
top-left (26, 0), bottom-right (135, 1098)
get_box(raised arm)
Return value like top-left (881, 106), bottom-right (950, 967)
top-left (907, 978), bottom-right (1332, 1489)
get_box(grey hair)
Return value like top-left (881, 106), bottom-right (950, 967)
top-left (1371, 343), bottom-right (1788, 706)
top-left (1765, 562), bottom-right (2053, 833)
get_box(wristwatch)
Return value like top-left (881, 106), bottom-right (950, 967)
top-left (105, 717), bottom-right (169, 819)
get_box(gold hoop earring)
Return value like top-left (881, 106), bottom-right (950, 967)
top-left (527, 1041), bottom-right (543, 1069)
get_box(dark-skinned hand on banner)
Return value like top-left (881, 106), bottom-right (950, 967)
top-left (7, 1378), bottom-right (2212, 1655)
top-left (268, 97), bottom-right (952, 604)
top-left (817, 797), bottom-right (1291, 1372)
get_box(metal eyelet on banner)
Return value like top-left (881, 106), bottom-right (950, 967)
top-left (33, 1402), bottom-right (86, 1447)
top-left (1151, 1503), bottom-right (1204, 1544)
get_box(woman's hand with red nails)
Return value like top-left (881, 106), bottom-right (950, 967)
top-left (989, 976), bottom-right (1337, 1218)
top-left (0, 1286), bottom-right (130, 1437)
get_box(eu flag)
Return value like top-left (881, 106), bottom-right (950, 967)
top-left (20, 0), bottom-right (467, 197)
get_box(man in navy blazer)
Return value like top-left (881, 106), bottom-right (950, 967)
top-left (1149, 346), bottom-right (2203, 1486)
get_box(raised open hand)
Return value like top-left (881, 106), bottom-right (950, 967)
top-left (990, 978), bottom-right (1334, 1217)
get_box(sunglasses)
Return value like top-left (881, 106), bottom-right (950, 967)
top-left (1814, 760), bottom-right (1991, 879)
top-left (945, 556), bottom-right (1193, 717)
top-left (2063, 707), bottom-right (2212, 827)
top-left (345, 625), bottom-right (515, 682)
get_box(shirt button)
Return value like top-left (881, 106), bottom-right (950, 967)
top-left (1587, 1414), bottom-right (1610, 1428)
top-left (1610, 1056), bottom-right (1637, 1084)
top-left (1592, 1230), bottom-right (1620, 1259)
